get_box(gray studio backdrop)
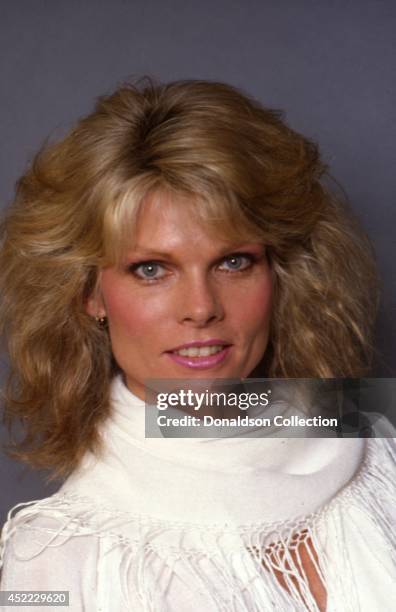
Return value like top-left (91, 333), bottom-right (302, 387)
top-left (1, 0), bottom-right (395, 522)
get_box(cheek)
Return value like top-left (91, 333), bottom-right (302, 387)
top-left (232, 275), bottom-right (273, 330)
top-left (100, 276), bottom-right (169, 338)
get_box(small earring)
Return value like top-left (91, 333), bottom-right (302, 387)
top-left (95, 315), bottom-right (107, 328)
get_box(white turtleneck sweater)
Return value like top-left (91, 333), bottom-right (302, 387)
top-left (0, 376), bottom-right (395, 611)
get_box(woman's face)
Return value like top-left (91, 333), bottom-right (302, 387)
top-left (87, 192), bottom-right (273, 399)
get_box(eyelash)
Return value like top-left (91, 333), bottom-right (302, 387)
top-left (127, 253), bottom-right (257, 282)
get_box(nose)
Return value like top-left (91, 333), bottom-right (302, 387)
top-left (177, 274), bottom-right (224, 327)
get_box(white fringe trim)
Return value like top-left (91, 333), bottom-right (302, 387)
top-left (1, 438), bottom-right (395, 611)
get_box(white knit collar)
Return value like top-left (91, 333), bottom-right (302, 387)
top-left (58, 376), bottom-right (366, 525)
top-left (108, 375), bottom-right (364, 477)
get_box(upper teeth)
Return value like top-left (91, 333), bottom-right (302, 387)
top-left (174, 345), bottom-right (225, 357)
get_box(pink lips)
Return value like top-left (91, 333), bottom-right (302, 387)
top-left (166, 339), bottom-right (232, 370)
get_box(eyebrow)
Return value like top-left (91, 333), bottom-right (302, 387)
top-left (125, 243), bottom-right (265, 259)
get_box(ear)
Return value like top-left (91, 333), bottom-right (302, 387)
top-left (85, 287), bottom-right (106, 319)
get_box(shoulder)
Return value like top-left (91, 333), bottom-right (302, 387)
top-left (0, 493), bottom-right (171, 611)
top-left (0, 493), bottom-right (134, 560)
top-left (0, 494), bottom-right (104, 563)
top-left (337, 437), bottom-right (395, 505)
top-left (316, 437), bottom-right (396, 549)
top-left (0, 496), bottom-right (104, 610)
top-left (0, 493), bottom-right (142, 610)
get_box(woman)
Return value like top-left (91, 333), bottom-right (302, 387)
top-left (0, 79), bottom-right (394, 611)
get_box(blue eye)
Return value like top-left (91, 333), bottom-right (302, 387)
top-left (131, 262), bottom-right (165, 280)
top-left (219, 254), bottom-right (253, 272)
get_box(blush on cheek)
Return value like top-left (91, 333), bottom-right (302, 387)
top-left (243, 277), bottom-right (273, 324)
top-left (106, 296), bottom-right (151, 334)
top-left (103, 285), bottom-right (170, 341)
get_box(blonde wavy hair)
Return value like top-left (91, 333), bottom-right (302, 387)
top-left (0, 79), bottom-right (378, 477)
